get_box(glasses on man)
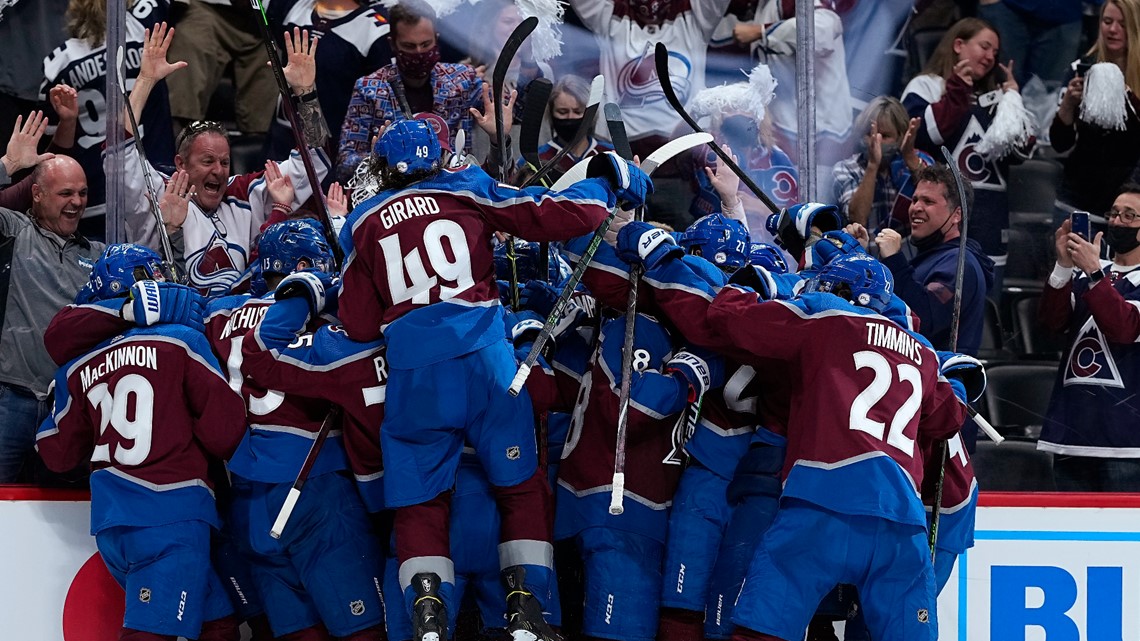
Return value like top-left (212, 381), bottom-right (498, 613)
top-left (175, 120), bottom-right (227, 150)
top-left (1106, 208), bottom-right (1140, 224)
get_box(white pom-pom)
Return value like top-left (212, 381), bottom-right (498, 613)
top-left (419, 0), bottom-right (469, 17)
top-left (688, 62), bottom-right (778, 124)
top-left (1081, 62), bottom-right (1128, 131)
top-left (975, 90), bottom-right (1035, 160)
top-left (516, 0), bottom-right (564, 62)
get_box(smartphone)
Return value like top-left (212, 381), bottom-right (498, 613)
top-left (1075, 61), bottom-right (1093, 78)
top-left (1071, 210), bottom-right (1090, 241)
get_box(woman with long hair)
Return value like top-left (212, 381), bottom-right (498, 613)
top-left (1051, 0), bottom-right (1140, 218)
top-left (901, 17), bottom-right (1034, 290)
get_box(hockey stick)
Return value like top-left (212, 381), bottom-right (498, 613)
top-left (507, 133), bottom-right (713, 397)
top-left (270, 405), bottom-right (341, 539)
top-left (654, 43), bottom-right (779, 213)
top-left (494, 17), bottom-right (538, 310)
top-left (519, 75), bottom-right (604, 190)
top-left (249, 0), bottom-right (343, 268)
top-left (607, 102), bottom-right (639, 516)
top-left (548, 132), bottom-right (714, 193)
top-left (520, 77), bottom-right (553, 173)
top-left (116, 46), bottom-right (182, 283)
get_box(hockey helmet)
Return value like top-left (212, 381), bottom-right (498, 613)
top-left (770, 202), bottom-right (844, 261)
top-left (258, 219), bottom-right (333, 276)
top-left (86, 243), bottom-right (171, 302)
top-left (680, 213), bottom-right (750, 271)
top-left (748, 242), bottom-right (788, 274)
top-left (374, 119), bottom-right (442, 175)
top-left (801, 253), bottom-right (893, 313)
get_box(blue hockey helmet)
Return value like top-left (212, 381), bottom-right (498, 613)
top-left (802, 253), bottom-right (893, 313)
top-left (680, 213), bottom-right (750, 271)
top-left (770, 202), bottom-right (844, 261)
top-left (374, 119), bottom-right (442, 175)
top-left (748, 242), bottom-right (788, 274)
top-left (86, 243), bottom-right (171, 302)
top-left (493, 240), bottom-right (571, 286)
top-left (258, 219), bottom-right (333, 276)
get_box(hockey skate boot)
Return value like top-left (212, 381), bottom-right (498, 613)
top-left (411, 572), bottom-right (448, 641)
top-left (501, 566), bottom-right (561, 641)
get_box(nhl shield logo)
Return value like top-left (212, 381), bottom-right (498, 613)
top-left (139, 587), bottom-right (152, 603)
top-left (506, 446), bottom-right (521, 460)
top-left (350, 599), bottom-right (366, 616)
top-left (917, 608), bottom-right (929, 623)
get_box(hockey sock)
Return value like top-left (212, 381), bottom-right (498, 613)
top-left (197, 615), bottom-right (241, 641)
top-left (730, 627), bottom-right (788, 641)
top-left (492, 469), bottom-right (553, 544)
top-left (337, 623), bottom-right (387, 641)
top-left (394, 493), bottom-right (451, 564)
top-left (277, 624), bottom-right (334, 641)
top-left (119, 629), bottom-right (175, 641)
top-left (657, 607), bottom-right (705, 641)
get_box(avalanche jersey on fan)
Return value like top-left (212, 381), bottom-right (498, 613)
top-left (37, 324), bottom-right (245, 533)
top-left (241, 297), bottom-right (389, 511)
top-left (570, 0), bottom-right (731, 140)
top-left (337, 164), bottom-right (613, 366)
top-left (516, 137), bottom-right (615, 177)
top-left (40, 0), bottom-right (174, 210)
top-left (551, 313), bottom-right (689, 541)
top-left (206, 294), bottom-right (348, 484)
top-left (689, 145), bottom-right (799, 222)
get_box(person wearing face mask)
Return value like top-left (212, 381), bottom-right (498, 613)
top-left (873, 164), bottom-right (995, 358)
top-left (1037, 183), bottom-right (1140, 492)
top-left (337, 0), bottom-right (495, 182)
top-left (516, 74), bottom-right (614, 182)
top-left (902, 18), bottom-right (1034, 294)
top-left (833, 97), bottom-right (932, 247)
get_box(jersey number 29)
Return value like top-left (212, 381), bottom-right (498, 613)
top-left (87, 374), bottom-right (153, 465)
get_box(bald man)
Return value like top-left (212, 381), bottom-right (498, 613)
top-left (0, 155), bottom-right (105, 482)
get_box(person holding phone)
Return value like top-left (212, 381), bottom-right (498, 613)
top-left (1052, 0), bottom-right (1140, 219)
top-left (1037, 183), bottom-right (1140, 491)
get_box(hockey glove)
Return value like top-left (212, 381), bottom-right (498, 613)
top-left (810, 230), bottom-right (865, 267)
top-left (617, 222), bottom-right (683, 270)
top-left (588, 151), bottom-right (654, 208)
top-left (519, 280), bottom-right (560, 317)
top-left (938, 351), bottom-right (987, 404)
top-left (275, 269), bottom-right (334, 323)
top-left (509, 310), bottom-right (546, 349)
top-left (122, 281), bottom-right (206, 332)
top-left (728, 265), bottom-right (778, 301)
top-left (665, 348), bottom-right (726, 402)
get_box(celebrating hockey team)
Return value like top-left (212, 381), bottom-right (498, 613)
top-left (4, 0), bottom-right (1139, 639)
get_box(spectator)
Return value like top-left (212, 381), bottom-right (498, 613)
top-left (871, 164), bottom-right (995, 357)
top-left (41, 0), bottom-right (177, 240)
top-left (516, 74), bottom-right (613, 182)
top-left (0, 101), bottom-right (78, 214)
top-left (263, 0), bottom-right (392, 161)
top-left (116, 23), bottom-right (330, 296)
top-left (1037, 183), bottom-right (1140, 491)
top-left (0, 150), bottom-right (104, 483)
top-left (164, 0), bottom-right (277, 136)
top-left (336, 0), bottom-right (485, 181)
top-left (568, 0), bottom-right (731, 229)
top-left (978, 0), bottom-right (1083, 90)
top-left (902, 17), bottom-right (1035, 291)
top-left (1052, 0), bottom-right (1140, 219)
top-left (832, 97), bottom-right (931, 247)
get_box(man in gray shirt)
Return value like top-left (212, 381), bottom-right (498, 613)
top-left (0, 152), bottom-right (103, 482)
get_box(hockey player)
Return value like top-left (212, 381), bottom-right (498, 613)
top-left (336, 120), bottom-right (651, 641)
top-left (37, 244), bottom-right (246, 641)
top-left (208, 220), bottom-right (387, 641)
top-left (616, 226), bottom-right (968, 641)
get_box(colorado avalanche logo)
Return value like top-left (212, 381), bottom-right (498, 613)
top-left (755, 168), bottom-right (798, 208)
top-left (413, 112), bottom-right (450, 150)
top-left (1064, 316), bottom-right (1125, 388)
top-left (951, 118), bottom-right (1005, 191)
top-left (618, 50), bottom-right (692, 109)
top-left (187, 232), bottom-right (246, 296)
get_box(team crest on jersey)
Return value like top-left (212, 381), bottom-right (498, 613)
top-left (350, 599), bottom-right (366, 616)
top-left (187, 232), bottom-right (245, 296)
top-left (618, 50), bottom-right (692, 109)
top-left (950, 118), bottom-right (1006, 191)
top-left (1064, 316), bottom-right (1125, 388)
top-left (139, 587), bottom-right (151, 603)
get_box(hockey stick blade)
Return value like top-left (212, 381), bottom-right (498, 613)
top-left (521, 75), bottom-right (604, 189)
top-left (547, 132), bottom-right (714, 193)
top-left (654, 43), bottom-right (779, 212)
top-left (493, 17), bottom-right (538, 179)
top-left (520, 78), bottom-right (553, 171)
top-left (604, 103), bottom-right (634, 161)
